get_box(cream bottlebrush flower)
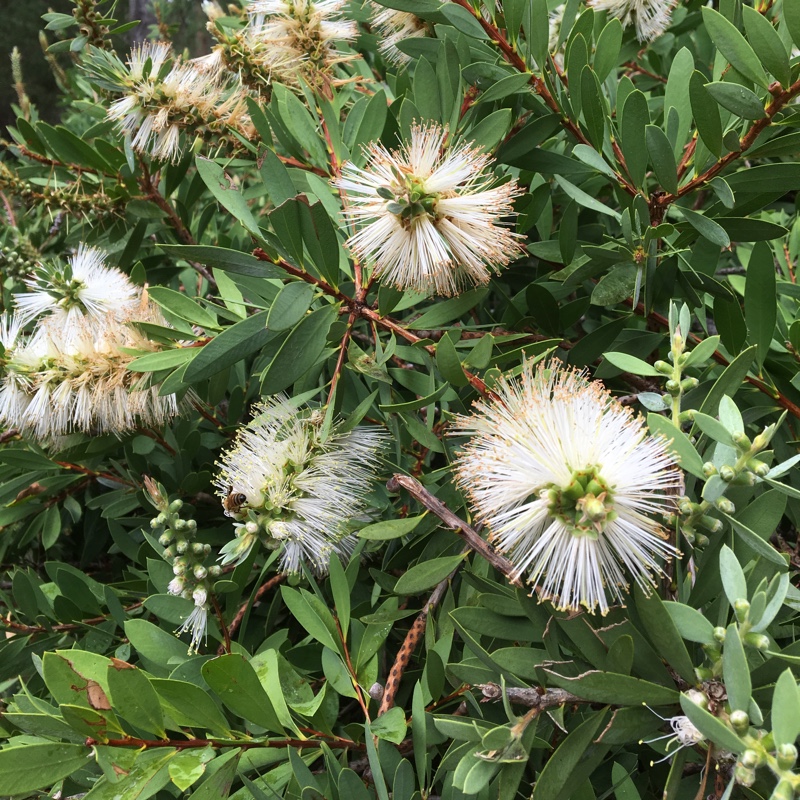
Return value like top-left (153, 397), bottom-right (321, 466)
top-left (334, 123), bottom-right (522, 297)
top-left (369, 5), bottom-right (427, 66)
top-left (175, 587), bottom-right (210, 655)
top-left (214, 396), bottom-right (385, 575)
top-left (452, 362), bottom-right (683, 615)
top-left (246, 0), bottom-right (357, 79)
top-left (587, 0), bottom-right (676, 41)
top-left (0, 249), bottom-right (185, 445)
top-left (643, 705), bottom-right (705, 765)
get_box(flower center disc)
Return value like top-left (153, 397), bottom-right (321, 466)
top-left (545, 467), bottom-right (616, 538)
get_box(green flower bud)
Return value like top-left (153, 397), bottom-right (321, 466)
top-left (731, 431), bottom-right (752, 450)
top-left (730, 710), bottom-right (750, 734)
top-left (158, 533), bottom-right (173, 547)
top-left (713, 627), bottom-right (727, 642)
top-left (716, 497), bottom-right (735, 514)
top-left (703, 462), bottom-right (718, 477)
top-left (665, 379), bottom-right (681, 395)
top-left (743, 632), bottom-right (770, 651)
top-left (193, 565), bottom-right (208, 580)
top-left (174, 519), bottom-right (188, 531)
top-left (733, 763), bottom-right (755, 787)
top-left (769, 779), bottom-right (794, 800)
top-left (776, 743), bottom-right (798, 770)
top-left (187, 519), bottom-right (197, 531)
top-left (163, 546), bottom-right (176, 560)
top-left (698, 515), bottom-right (723, 533)
top-left (734, 599), bottom-right (750, 622)
top-left (740, 749), bottom-right (759, 769)
top-left (192, 542), bottom-right (205, 555)
top-left (685, 689), bottom-right (708, 709)
top-left (176, 540), bottom-right (188, 554)
top-left (169, 499), bottom-right (183, 513)
top-left (719, 465), bottom-right (736, 482)
top-left (654, 360), bottom-right (673, 375)
top-left (747, 459), bottom-right (769, 477)
top-left (208, 565), bottom-right (222, 578)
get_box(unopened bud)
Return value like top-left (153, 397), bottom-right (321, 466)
top-left (716, 497), bottom-right (735, 514)
top-left (743, 632), bottom-right (770, 651)
top-left (747, 459), bottom-right (769, 477)
top-left (703, 462), bottom-right (718, 477)
top-left (777, 743), bottom-right (798, 770)
top-left (176, 539), bottom-right (188, 554)
top-left (163, 546), bottom-right (176, 560)
top-left (245, 520), bottom-right (259, 534)
top-left (720, 465), bottom-right (736, 482)
top-left (665, 379), bottom-right (681, 395)
top-left (734, 599), bottom-right (750, 622)
top-left (192, 542), bottom-right (205, 555)
top-left (731, 431), bottom-right (752, 451)
top-left (169, 499), bottom-right (183, 513)
top-left (680, 377), bottom-right (699, 391)
top-left (174, 519), bottom-right (188, 532)
top-left (698, 515), bottom-right (723, 533)
top-left (713, 626), bottom-right (727, 642)
top-left (194, 565), bottom-right (208, 580)
top-left (730, 710), bottom-right (750, 734)
top-left (208, 565), bottom-right (222, 578)
top-left (740, 749), bottom-right (759, 769)
top-left (187, 519), bottom-right (197, 531)
top-left (158, 533), bottom-right (172, 547)
top-left (654, 360), bottom-right (672, 375)
top-left (685, 689), bottom-right (708, 709)
top-left (770, 779), bottom-right (794, 800)
top-left (733, 764), bottom-right (755, 787)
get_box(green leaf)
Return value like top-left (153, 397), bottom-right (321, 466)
top-left (786, 0), bottom-right (800, 48)
top-left (476, 73), bottom-right (531, 104)
top-left (259, 148), bottom-right (297, 206)
top-left (702, 7), bottom-right (770, 88)
top-left (646, 125), bottom-right (678, 195)
top-left (147, 287), bottom-right (218, 330)
top-left (201, 655), bottom-right (284, 733)
top-left (280, 586), bottom-right (340, 651)
top-left (684, 335), bottom-right (721, 368)
top-left (358, 515), bottom-right (425, 540)
top-left (184, 311), bottom-right (274, 383)
top-left (273, 84), bottom-right (328, 167)
top-left (328, 554), bottom-right (351, 637)
top-left (393, 554), bottom-right (465, 595)
top-left (169, 749), bottom-right (214, 791)
top-left (555, 175), bottom-right (620, 220)
top-left (195, 157), bottom-right (263, 239)
top-left (159, 245), bottom-right (282, 279)
top-left (580, 67), bottom-right (605, 149)
top-left (0, 744), bottom-right (90, 795)
top-left (719, 544), bottom-right (748, 607)
top-left (187, 750), bottom-right (240, 800)
top-left (742, 5), bottom-right (791, 87)
top-left (266, 282), bottom-right (315, 332)
top-left (620, 90), bottom-right (649, 188)
top-left (370, 707), bottom-right (408, 744)
top-left (439, 4), bottom-right (490, 38)
top-left (680, 207), bottom-right (730, 247)
top-left (634, 585), bottom-right (696, 684)
top-left (603, 352), bottom-right (660, 376)
top-left (436, 334), bottom-right (469, 386)
top-left (407, 288), bottom-right (488, 329)
top-left (744, 241), bottom-right (776, 371)
top-left (715, 218), bottom-right (788, 241)
top-left (151, 679), bottom-right (232, 737)
top-left (720, 512), bottom-right (787, 566)
top-left (647, 414), bottom-right (705, 479)
top-left (690, 72), bottom-right (723, 157)
top-left (679, 694), bottom-right (746, 752)
top-left (722, 624), bottom-right (752, 713)
top-left (772, 669), bottom-right (800, 746)
top-left (543, 669), bottom-right (679, 705)
top-left (532, 710), bottom-right (609, 800)
top-left (127, 348), bottom-right (197, 373)
top-left (704, 82), bottom-right (766, 120)
top-left (593, 18), bottom-right (622, 81)
top-left (261, 304), bottom-right (337, 394)
top-left (663, 601), bottom-right (716, 645)
top-left (124, 619), bottom-right (189, 676)
top-left (107, 662), bottom-right (166, 737)
top-left (590, 263), bottom-right (637, 305)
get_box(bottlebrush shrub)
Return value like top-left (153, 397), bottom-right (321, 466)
top-left (3, 0), bottom-right (800, 798)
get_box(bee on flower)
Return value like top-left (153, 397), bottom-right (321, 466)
top-left (452, 361), bottom-right (683, 615)
top-left (214, 396), bottom-right (386, 575)
top-left (334, 123), bottom-right (522, 297)
top-left (0, 247), bottom-right (186, 445)
top-left (368, 5), bottom-right (428, 66)
top-left (587, 0), bottom-right (676, 42)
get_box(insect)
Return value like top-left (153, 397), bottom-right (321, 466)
top-left (223, 487), bottom-right (248, 517)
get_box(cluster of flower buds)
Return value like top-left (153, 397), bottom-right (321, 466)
top-left (145, 477), bottom-right (221, 654)
top-left (652, 325), bottom-right (700, 428)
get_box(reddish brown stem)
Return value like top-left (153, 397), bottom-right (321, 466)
top-left (226, 573), bottom-right (286, 642)
top-left (85, 734), bottom-right (362, 751)
top-left (1, 602), bottom-right (143, 635)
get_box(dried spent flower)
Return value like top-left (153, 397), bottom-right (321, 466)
top-left (214, 396), bottom-right (385, 575)
top-left (587, 0), bottom-right (676, 41)
top-left (334, 123), bottom-right (521, 297)
top-left (453, 362), bottom-right (683, 614)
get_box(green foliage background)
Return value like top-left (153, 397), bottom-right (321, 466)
top-left (2, 0), bottom-right (800, 798)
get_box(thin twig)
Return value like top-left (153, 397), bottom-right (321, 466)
top-left (386, 474), bottom-right (522, 586)
top-left (1, 602), bottom-right (143, 635)
top-left (85, 733), bottom-right (362, 751)
top-left (477, 682), bottom-right (583, 710)
top-left (210, 593), bottom-right (231, 655)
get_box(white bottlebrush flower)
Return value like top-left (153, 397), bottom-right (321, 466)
top-left (214, 396), bottom-right (385, 575)
top-left (452, 362), bottom-right (682, 615)
top-left (14, 244), bottom-right (139, 327)
top-left (176, 587), bottom-right (209, 655)
top-left (643, 708), bottom-right (705, 764)
top-left (369, 5), bottom-right (427, 65)
top-left (588, 0), bottom-right (676, 41)
top-left (334, 123), bottom-right (522, 297)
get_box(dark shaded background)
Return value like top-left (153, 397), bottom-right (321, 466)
top-left (0, 1), bottom-right (208, 133)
